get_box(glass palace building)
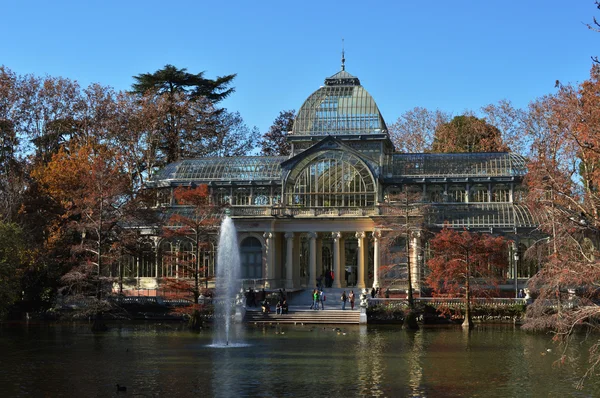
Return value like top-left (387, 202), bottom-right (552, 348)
top-left (133, 66), bottom-right (541, 295)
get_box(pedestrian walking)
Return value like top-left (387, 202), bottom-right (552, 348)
top-left (313, 289), bottom-right (320, 310)
top-left (349, 290), bottom-right (355, 310)
top-left (341, 291), bottom-right (347, 310)
top-left (320, 290), bottom-right (325, 310)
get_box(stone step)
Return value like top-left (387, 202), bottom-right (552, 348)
top-left (244, 309), bottom-right (360, 324)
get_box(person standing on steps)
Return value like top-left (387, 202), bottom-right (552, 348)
top-left (313, 289), bottom-right (320, 310)
top-left (341, 291), bottom-right (347, 310)
top-left (349, 290), bottom-right (355, 310)
top-left (320, 290), bottom-right (325, 310)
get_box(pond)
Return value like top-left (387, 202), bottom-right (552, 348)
top-left (0, 322), bottom-right (599, 397)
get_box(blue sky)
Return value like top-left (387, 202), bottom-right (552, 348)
top-left (1, 1), bottom-right (598, 134)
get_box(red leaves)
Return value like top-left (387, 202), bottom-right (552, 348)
top-left (426, 227), bottom-right (508, 297)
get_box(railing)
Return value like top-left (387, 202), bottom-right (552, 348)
top-left (240, 278), bottom-right (288, 290)
top-left (229, 206), bottom-right (272, 217)
top-left (235, 206), bottom-right (381, 218)
top-left (368, 297), bottom-right (527, 309)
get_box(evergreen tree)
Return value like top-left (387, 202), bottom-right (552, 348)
top-left (131, 64), bottom-right (236, 104)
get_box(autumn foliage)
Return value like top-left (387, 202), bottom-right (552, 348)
top-left (162, 185), bottom-right (222, 305)
top-left (426, 227), bottom-right (508, 328)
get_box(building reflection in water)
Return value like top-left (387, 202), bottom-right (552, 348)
top-left (356, 325), bottom-right (386, 397)
top-left (407, 330), bottom-right (425, 396)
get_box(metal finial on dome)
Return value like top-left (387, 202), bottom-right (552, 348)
top-left (341, 38), bottom-right (345, 71)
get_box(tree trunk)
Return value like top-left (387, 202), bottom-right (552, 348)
top-left (402, 308), bottom-right (420, 330)
top-left (462, 254), bottom-right (474, 330)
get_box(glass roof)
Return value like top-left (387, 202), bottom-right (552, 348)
top-left (291, 70), bottom-right (387, 136)
top-left (149, 157), bottom-right (287, 184)
top-left (426, 203), bottom-right (540, 229)
top-left (385, 153), bottom-right (527, 178)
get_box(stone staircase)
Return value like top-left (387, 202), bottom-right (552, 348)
top-left (244, 308), bottom-right (360, 324)
top-left (287, 287), bottom-right (364, 308)
top-left (244, 287), bottom-right (364, 324)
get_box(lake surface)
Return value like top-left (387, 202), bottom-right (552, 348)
top-left (1, 321), bottom-right (599, 397)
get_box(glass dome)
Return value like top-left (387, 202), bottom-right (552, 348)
top-left (291, 70), bottom-right (387, 136)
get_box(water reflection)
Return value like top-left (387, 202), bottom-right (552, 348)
top-left (356, 325), bottom-right (386, 397)
top-left (407, 330), bottom-right (425, 397)
top-left (1, 323), bottom-right (600, 397)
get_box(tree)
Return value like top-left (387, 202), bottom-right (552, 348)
top-left (388, 107), bottom-right (450, 153)
top-left (260, 110), bottom-right (295, 156)
top-left (587, 1), bottom-right (600, 63)
top-left (162, 185), bottom-right (222, 328)
top-left (32, 143), bottom-right (134, 329)
top-left (378, 187), bottom-right (427, 330)
top-left (426, 227), bottom-right (508, 329)
top-left (480, 99), bottom-right (529, 156)
top-left (0, 67), bottom-right (26, 223)
top-left (432, 115), bottom-right (509, 153)
top-left (129, 65), bottom-right (258, 166)
top-left (521, 64), bottom-right (600, 387)
top-left (0, 222), bottom-right (29, 319)
top-left (131, 64), bottom-right (236, 104)
top-left (203, 110), bottom-right (260, 157)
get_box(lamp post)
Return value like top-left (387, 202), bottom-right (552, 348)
top-left (514, 251), bottom-right (519, 298)
top-left (417, 254), bottom-right (423, 298)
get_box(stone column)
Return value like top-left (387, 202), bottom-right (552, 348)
top-left (308, 232), bottom-right (317, 288)
top-left (356, 231), bottom-right (366, 289)
top-left (285, 232), bottom-right (294, 289)
top-left (151, 236), bottom-right (161, 281)
top-left (340, 235), bottom-right (346, 287)
top-left (332, 232), bottom-right (342, 288)
top-left (372, 231), bottom-right (381, 289)
top-left (263, 232), bottom-right (274, 288)
top-left (316, 235), bottom-right (323, 279)
top-left (411, 231), bottom-right (422, 293)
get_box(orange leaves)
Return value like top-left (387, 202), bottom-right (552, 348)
top-left (426, 227), bottom-right (509, 296)
top-left (33, 143), bottom-right (129, 214)
top-left (174, 185), bottom-right (210, 206)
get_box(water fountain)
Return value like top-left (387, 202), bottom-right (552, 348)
top-left (211, 215), bottom-right (246, 347)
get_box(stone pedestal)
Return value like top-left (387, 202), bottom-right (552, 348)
top-left (234, 288), bottom-right (246, 323)
top-left (359, 288), bottom-right (369, 324)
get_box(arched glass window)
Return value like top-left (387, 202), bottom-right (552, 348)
top-left (253, 187), bottom-right (270, 206)
top-left (272, 188), bottom-right (282, 205)
top-left (159, 240), bottom-right (176, 278)
top-left (214, 188), bottom-right (230, 206)
top-left (139, 240), bottom-right (156, 277)
top-left (234, 188), bottom-right (251, 206)
top-left (286, 151), bottom-right (375, 207)
top-left (426, 185), bottom-right (444, 203)
top-left (513, 185), bottom-right (526, 202)
top-left (448, 184), bottom-right (466, 203)
top-left (179, 241), bottom-right (194, 279)
top-left (492, 184), bottom-right (510, 202)
top-left (157, 189), bottom-right (171, 207)
top-left (470, 184), bottom-right (489, 202)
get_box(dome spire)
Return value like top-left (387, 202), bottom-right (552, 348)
top-left (341, 38), bottom-right (346, 71)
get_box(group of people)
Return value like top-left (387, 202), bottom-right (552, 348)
top-left (258, 288), bottom-right (289, 315)
top-left (245, 287), bottom-right (266, 308)
top-left (309, 289), bottom-right (326, 310)
top-left (340, 290), bottom-right (355, 310)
